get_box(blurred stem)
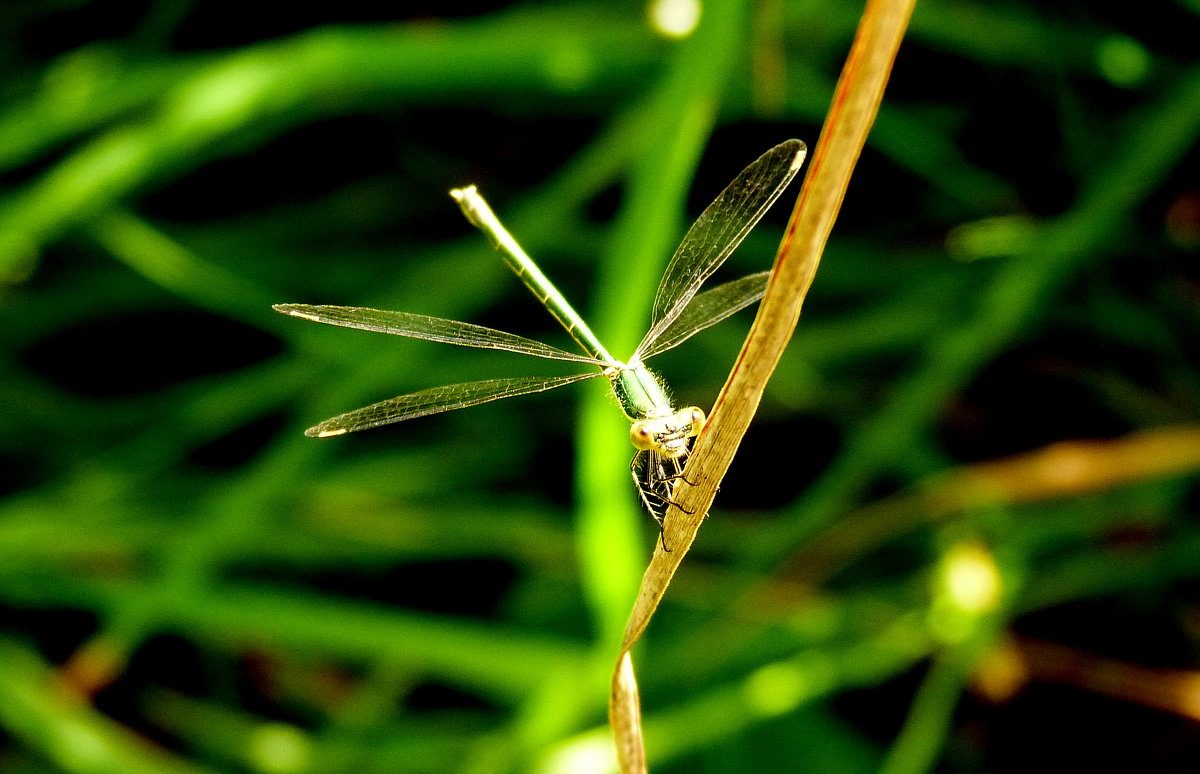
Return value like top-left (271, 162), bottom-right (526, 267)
top-left (575, 2), bottom-right (745, 649)
top-left (0, 639), bottom-right (215, 774)
top-left (88, 208), bottom-right (280, 327)
top-left (878, 542), bottom-right (1017, 774)
top-left (878, 641), bottom-right (986, 774)
top-left (0, 15), bottom-right (661, 283)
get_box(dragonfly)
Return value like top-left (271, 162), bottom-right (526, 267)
top-left (275, 139), bottom-right (806, 526)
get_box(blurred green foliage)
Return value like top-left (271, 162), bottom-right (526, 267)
top-left (1, 1), bottom-right (1199, 772)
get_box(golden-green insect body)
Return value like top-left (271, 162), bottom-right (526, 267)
top-left (607, 358), bottom-right (705, 459)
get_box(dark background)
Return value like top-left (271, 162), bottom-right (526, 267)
top-left (1, 1), bottom-right (1198, 772)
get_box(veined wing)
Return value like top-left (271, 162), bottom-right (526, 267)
top-left (635, 271), bottom-right (769, 361)
top-left (305, 372), bottom-right (601, 437)
top-left (634, 139), bottom-right (806, 360)
top-left (274, 304), bottom-right (607, 366)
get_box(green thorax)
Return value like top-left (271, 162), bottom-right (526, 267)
top-left (608, 360), bottom-right (674, 421)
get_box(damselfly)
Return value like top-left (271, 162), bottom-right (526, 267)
top-left (276, 139), bottom-right (806, 523)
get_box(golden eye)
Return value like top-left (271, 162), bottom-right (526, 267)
top-left (687, 407), bottom-right (706, 436)
top-left (629, 422), bottom-right (655, 450)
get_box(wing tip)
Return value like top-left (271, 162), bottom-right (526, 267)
top-left (275, 304), bottom-right (324, 323)
top-left (786, 139), bottom-right (808, 172)
top-left (306, 426), bottom-right (348, 438)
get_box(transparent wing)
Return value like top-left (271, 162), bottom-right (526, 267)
top-left (274, 304), bottom-right (608, 366)
top-left (305, 372), bottom-right (601, 437)
top-left (636, 271), bottom-right (769, 361)
top-left (634, 139), bottom-right (806, 360)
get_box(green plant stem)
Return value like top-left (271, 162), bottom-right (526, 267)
top-left (577, 0), bottom-right (746, 650)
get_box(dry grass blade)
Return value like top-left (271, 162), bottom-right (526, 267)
top-left (609, 652), bottom-right (646, 773)
top-left (782, 424), bottom-right (1200, 589)
top-left (608, 0), bottom-right (917, 769)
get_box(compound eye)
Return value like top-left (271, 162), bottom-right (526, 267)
top-left (686, 407), bottom-right (706, 436)
top-left (629, 421), bottom-right (656, 450)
